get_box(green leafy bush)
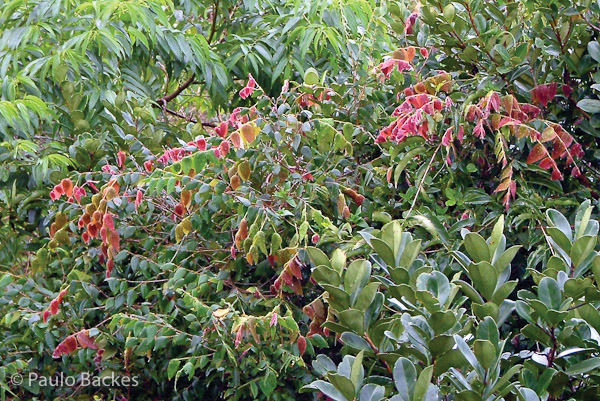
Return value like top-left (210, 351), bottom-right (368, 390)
top-left (1, 0), bottom-right (600, 400)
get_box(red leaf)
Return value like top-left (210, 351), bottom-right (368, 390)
top-left (102, 213), bottom-right (115, 230)
top-left (551, 168), bottom-right (564, 180)
top-left (61, 179), bottom-right (73, 197)
top-left (52, 335), bottom-right (78, 358)
top-left (539, 157), bottom-right (554, 170)
top-left (297, 335), bottom-right (307, 356)
top-left (551, 141), bottom-right (567, 159)
top-left (457, 125), bottom-right (464, 143)
top-left (288, 258), bottom-right (302, 280)
top-left (531, 83), bottom-right (557, 107)
top-left (527, 143), bottom-right (547, 164)
top-left (234, 326), bottom-right (244, 348)
top-left (494, 180), bottom-right (511, 193)
top-left (219, 140), bottom-right (231, 155)
top-left (215, 121), bottom-right (228, 138)
top-left (49, 299), bottom-right (59, 315)
top-left (540, 127), bottom-right (556, 143)
top-left (117, 151), bottom-right (126, 169)
top-left (135, 189), bottom-right (143, 210)
top-left (76, 330), bottom-right (98, 350)
top-left (441, 127), bottom-right (452, 146)
top-left (288, 277), bottom-right (303, 295)
top-left (231, 132), bottom-right (242, 149)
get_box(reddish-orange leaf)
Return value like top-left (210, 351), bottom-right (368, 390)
top-left (494, 180), bottom-right (511, 193)
top-left (61, 179), bottom-right (74, 197)
top-left (287, 258), bottom-right (302, 280)
top-left (539, 157), bottom-right (554, 170)
top-left (527, 143), bottom-right (547, 164)
top-left (231, 132), bottom-right (242, 149)
top-left (540, 127), bottom-right (556, 143)
top-left (53, 335), bottom-right (78, 358)
top-left (552, 141), bottom-right (567, 159)
top-left (77, 330), bottom-right (98, 350)
top-left (297, 335), bottom-right (307, 356)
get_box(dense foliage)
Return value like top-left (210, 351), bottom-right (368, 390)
top-left (1, 0), bottom-right (600, 400)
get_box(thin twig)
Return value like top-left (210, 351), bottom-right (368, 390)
top-left (161, 107), bottom-right (216, 127)
top-left (155, 0), bottom-right (220, 108)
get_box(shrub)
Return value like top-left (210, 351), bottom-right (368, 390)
top-left (1, 0), bottom-right (600, 400)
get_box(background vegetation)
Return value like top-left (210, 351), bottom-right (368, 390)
top-left (1, 0), bottom-right (600, 399)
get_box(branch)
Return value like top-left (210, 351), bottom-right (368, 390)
top-left (583, 12), bottom-right (600, 32)
top-left (161, 107), bottom-right (216, 128)
top-left (207, 0), bottom-right (220, 44)
top-left (156, 75), bottom-right (195, 108)
top-left (155, 0), bottom-right (220, 107)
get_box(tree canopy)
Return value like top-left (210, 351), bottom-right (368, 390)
top-left (2, 0), bottom-right (600, 400)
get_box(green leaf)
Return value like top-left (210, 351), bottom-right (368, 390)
top-left (340, 332), bottom-right (371, 352)
top-left (464, 233), bottom-right (490, 262)
top-left (393, 357), bottom-right (416, 401)
top-left (570, 235), bottom-right (597, 267)
top-left (454, 335), bottom-right (484, 379)
top-left (302, 380), bottom-right (349, 401)
top-left (413, 365), bottom-right (433, 401)
top-left (399, 240), bottom-right (421, 269)
top-left (410, 214), bottom-right (449, 244)
top-left (430, 311), bottom-right (457, 334)
top-left (381, 221), bottom-right (404, 258)
top-left (429, 335), bottom-right (455, 357)
top-left (331, 248), bottom-right (347, 274)
top-left (578, 98), bottom-right (600, 114)
top-left (489, 364), bottom-right (522, 395)
top-left (575, 200), bottom-right (593, 239)
top-left (565, 357), bottom-right (600, 375)
top-left (167, 359), bottom-right (181, 380)
top-left (473, 302), bottom-right (499, 321)
top-left (493, 246), bottom-right (521, 272)
top-left (353, 282), bottom-right (380, 311)
top-left (370, 238), bottom-right (395, 267)
top-left (313, 265), bottom-right (341, 286)
top-left (433, 349), bottom-right (467, 375)
top-left (304, 67), bottom-right (320, 85)
top-left (350, 351), bottom-right (364, 389)
top-left (306, 247), bottom-right (331, 268)
top-left (588, 41), bottom-right (600, 62)
top-left (364, 292), bottom-right (384, 329)
top-left (416, 271), bottom-right (451, 306)
top-left (473, 339), bottom-right (496, 370)
top-left (259, 370), bottom-right (278, 398)
top-left (491, 280), bottom-right (517, 305)
top-left (394, 147), bottom-right (426, 186)
top-left (0, 274), bottom-right (12, 289)
top-left (488, 215), bottom-right (504, 256)
top-left (546, 227), bottom-right (572, 253)
top-left (538, 277), bottom-right (561, 310)
top-left (338, 309), bottom-right (365, 335)
top-left (328, 373), bottom-right (356, 401)
top-left (344, 260), bottom-right (371, 300)
top-left (359, 384), bottom-right (385, 401)
top-left (477, 317), bottom-right (499, 346)
top-left (467, 262), bottom-right (498, 300)
top-left (521, 324), bottom-right (552, 346)
top-left (456, 280), bottom-right (485, 304)
top-left (546, 209), bottom-right (572, 241)
top-left (321, 285), bottom-right (351, 311)
top-left (578, 304), bottom-right (600, 332)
